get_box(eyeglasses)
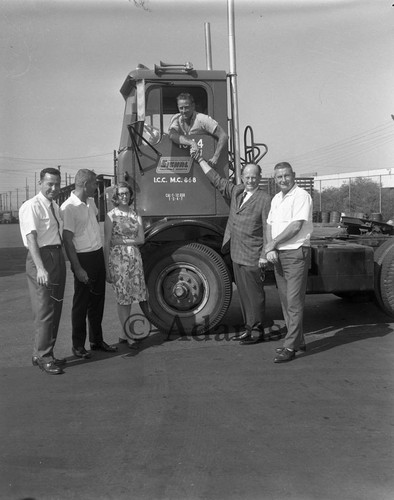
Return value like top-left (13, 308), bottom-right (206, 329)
top-left (118, 193), bottom-right (129, 197)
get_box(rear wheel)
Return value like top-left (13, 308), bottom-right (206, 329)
top-left (141, 243), bottom-right (232, 335)
top-left (373, 239), bottom-right (394, 317)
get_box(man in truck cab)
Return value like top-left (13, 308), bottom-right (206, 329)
top-left (168, 92), bottom-right (228, 167)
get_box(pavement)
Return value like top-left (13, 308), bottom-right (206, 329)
top-left (1, 225), bottom-right (394, 500)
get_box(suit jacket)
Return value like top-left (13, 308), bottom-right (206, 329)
top-left (206, 169), bottom-right (271, 266)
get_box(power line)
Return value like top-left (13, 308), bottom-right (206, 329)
top-left (289, 123), bottom-right (393, 161)
top-left (261, 121), bottom-right (394, 174)
top-left (0, 152), bottom-right (113, 162)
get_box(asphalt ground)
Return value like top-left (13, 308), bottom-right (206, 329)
top-left (1, 225), bottom-right (393, 500)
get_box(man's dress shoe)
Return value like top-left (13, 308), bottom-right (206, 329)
top-left (32, 356), bottom-right (67, 366)
top-left (72, 346), bottom-right (91, 359)
top-left (239, 335), bottom-right (265, 345)
top-left (128, 340), bottom-right (141, 350)
top-left (231, 331), bottom-right (250, 341)
top-left (274, 347), bottom-right (296, 363)
top-left (275, 343), bottom-right (306, 354)
top-left (37, 360), bottom-right (64, 375)
top-left (90, 341), bottom-right (117, 352)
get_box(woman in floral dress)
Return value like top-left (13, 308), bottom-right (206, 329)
top-left (104, 182), bottom-right (147, 347)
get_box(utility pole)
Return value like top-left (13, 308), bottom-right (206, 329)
top-left (57, 165), bottom-right (62, 187)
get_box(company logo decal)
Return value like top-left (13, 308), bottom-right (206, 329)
top-left (157, 157), bottom-right (192, 174)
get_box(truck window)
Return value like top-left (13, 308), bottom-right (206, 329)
top-left (144, 85), bottom-right (209, 144)
top-left (143, 87), bottom-right (161, 144)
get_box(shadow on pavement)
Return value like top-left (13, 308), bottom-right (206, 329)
top-left (300, 322), bottom-right (392, 358)
top-left (63, 333), bottom-right (169, 367)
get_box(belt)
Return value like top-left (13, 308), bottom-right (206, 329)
top-left (41, 245), bottom-right (62, 249)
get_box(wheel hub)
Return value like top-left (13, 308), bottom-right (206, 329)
top-left (162, 267), bottom-right (204, 311)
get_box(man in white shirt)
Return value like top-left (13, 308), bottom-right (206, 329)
top-left (19, 167), bottom-right (66, 374)
top-left (265, 162), bottom-right (313, 363)
top-left (61, 169), bottom-right (117, 359)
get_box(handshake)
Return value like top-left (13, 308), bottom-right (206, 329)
top-left (189, 140), bottom-right (217, 167)
top-left (189, 140), bottom-right (200, 160)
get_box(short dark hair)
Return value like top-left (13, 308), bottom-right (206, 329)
top-left (241, 162), bottom-right (262, 176)
top-left (274, 162), bottom-right (294, 173)
top-left (112, 182), bottom-right (134, 207)
top-left (40, 168), bottom-right (61, 180)
top-left (176, 93), bottom-right (194, 104)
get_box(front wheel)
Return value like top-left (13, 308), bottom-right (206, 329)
top-left (141, 243), bottom-right (232, 335)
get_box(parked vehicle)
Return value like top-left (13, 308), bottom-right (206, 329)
top-left (0, 212), bottom-right (18, 224)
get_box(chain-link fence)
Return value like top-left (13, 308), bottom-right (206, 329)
top-left (313, 173), bottom-right (394, 222)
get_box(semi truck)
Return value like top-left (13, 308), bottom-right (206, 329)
top-left (114, 59), bottom-right (394, 335)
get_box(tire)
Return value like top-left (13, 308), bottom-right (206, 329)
top-left (373, 239), bottom-right (394, 317)
top-left (140, 243), bottom-right (232, 335)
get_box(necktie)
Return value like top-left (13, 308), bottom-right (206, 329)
top-left (238, 191), bottom-right (247, 208)
top-left (50, 202), bottom-right (62, 244)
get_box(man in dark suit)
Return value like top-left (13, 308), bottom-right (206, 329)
top-left (195, 153), bottom-right (271, 344)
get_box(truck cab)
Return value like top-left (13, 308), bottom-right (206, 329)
top-left (117, 63), bottom-right (229, 218)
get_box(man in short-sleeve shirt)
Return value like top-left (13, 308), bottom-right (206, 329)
top-left (168, 93), bottom-right (227, 167)
top-left (19, 167), bottom-right (66, 374)
top-left (61, 169), bottom-right (117, 359)
top-left (265, 162), bottom-right (313, 363)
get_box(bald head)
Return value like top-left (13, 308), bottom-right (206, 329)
top-left (241, 163), bottom-right (261, 192)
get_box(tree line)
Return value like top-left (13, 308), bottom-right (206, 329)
top-left (313, 177), bottom-right (394, 222)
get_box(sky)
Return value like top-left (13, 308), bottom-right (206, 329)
top-left (1, 0), bottom-right (394, 209)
